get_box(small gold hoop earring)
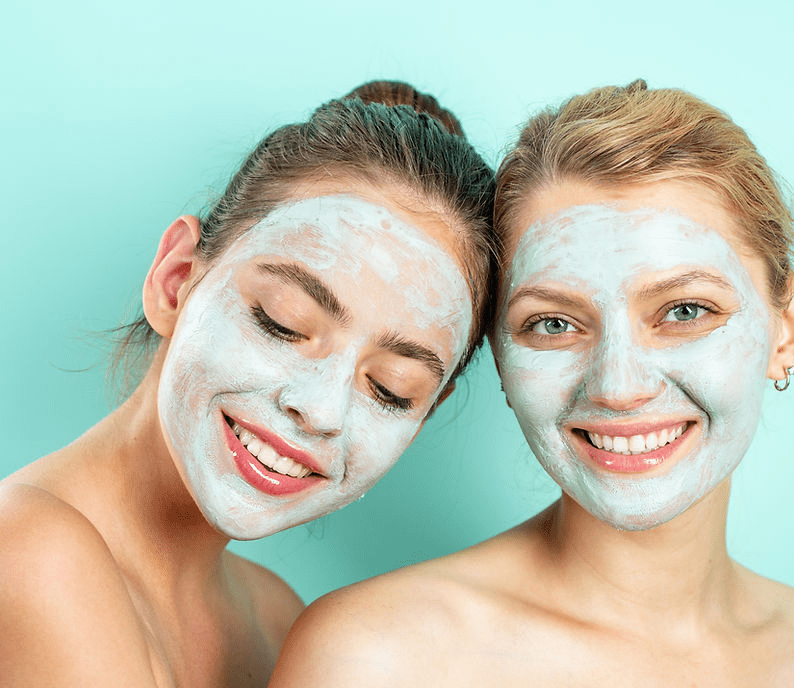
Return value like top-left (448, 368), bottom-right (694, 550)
top-left (774, 367), bottom-right (793, 392)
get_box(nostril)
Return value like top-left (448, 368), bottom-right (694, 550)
top-left (284, 406), bottom-right (305, 425)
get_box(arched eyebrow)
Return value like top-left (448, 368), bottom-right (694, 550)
top-left (376, 331), bottom-right (446, 385)
top-left (507, 285), bottom-right (590, 311)
top-left (635, 270), bottom-right (736, 300)
top-left (256, 263), bottom-right (351, 325)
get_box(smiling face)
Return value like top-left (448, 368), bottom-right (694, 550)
top-left (157, 189), bottom-right (472, 540)
top-left (495, 179), bottom-right (781, 530)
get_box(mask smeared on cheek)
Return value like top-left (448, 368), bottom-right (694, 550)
top-left (158, 195), bottom-right (471, 540)
top-left (496, 204), bottom-right (772, 530)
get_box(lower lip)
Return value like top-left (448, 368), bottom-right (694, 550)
top-left (222, 420), bottom-right (324, 496)
top-left (575, 425), bottom-right (693, 474)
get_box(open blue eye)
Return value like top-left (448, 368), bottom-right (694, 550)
top-left (530, 317), bottom-right (578, 335)
top-left (663, 303), bottom-right (705, 322)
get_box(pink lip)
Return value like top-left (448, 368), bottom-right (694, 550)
top-left (222, 416), bottom-right (325, 496)
top-left (569, 420), bottom-right (695, 474)
top-left (230, 416), bottom-right (324, 474)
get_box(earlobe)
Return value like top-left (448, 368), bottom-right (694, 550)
top-left (767, 285), bottom-right (794, 384)
top-left (142, 216), bottom-right (202, 337)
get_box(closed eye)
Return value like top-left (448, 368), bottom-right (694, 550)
top-left (250, 306), bottom-right (307, 343)
top-left (366, 375), bottom-right (413, 413)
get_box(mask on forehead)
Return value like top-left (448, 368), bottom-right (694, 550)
top-left (496, 204), bottom-right (772, 530)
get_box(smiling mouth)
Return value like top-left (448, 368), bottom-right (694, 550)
top-left (224, 417), bottom-right (316, 478)
top-left (579, 423), bottom-right (690, 455)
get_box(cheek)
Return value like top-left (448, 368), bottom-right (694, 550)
top-left (497, 337), bottom-right (583, 428)
top-left (667, 314), bottom-right (770, 428)
top-left (342, 403), bottom-right (424, 489)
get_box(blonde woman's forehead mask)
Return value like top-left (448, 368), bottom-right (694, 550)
top-left (495, 180), bottom-right (785, 530)
top-left (151, 193), bottom-right (472, 540)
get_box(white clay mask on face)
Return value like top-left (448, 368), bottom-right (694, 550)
top-left (496, 203), bottom-right (772, 530)
top-left (158, 194), bottom-right (471, 540)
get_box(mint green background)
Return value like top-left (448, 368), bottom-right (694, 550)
top-left (2, 0), bottom-right (792, 603)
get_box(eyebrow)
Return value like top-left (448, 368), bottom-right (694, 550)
top-left (256, 263), bottom-right (351, 325)
top-left (635, 270), bottom-right (736, 300)
top-left (376, 330), bottom-right (446, 384)
top-left (507, 285), bottom-right (591, 311)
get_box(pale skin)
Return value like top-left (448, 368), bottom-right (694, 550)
top-left (0, 178), bottom-right (469, 687)
top-left (269, 179), bottom-right (794, 687)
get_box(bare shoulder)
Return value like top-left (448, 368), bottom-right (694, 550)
top-left (0, 482), bottom-right (157, 686)
top-left (269, 525), bottom-right (540, 687)
top-left (225, 552), bottom-right (305, 652)
top-left (735, 561), bottom-right (794, 623)
top-left (268, 570), bottom-right (460, 687)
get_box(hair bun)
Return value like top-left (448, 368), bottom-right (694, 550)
top-left (343, 80), bottom-right (465, 137)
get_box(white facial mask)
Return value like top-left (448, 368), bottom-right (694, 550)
top-left (158, 195), bottom-right (471, 540)
top-left (496, 204), bottom-right (771, 530)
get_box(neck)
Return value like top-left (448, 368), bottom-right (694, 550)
top-left (541, 483), bottom-right (737, 638)
top-left (66, 349), bottom-right (232, 599)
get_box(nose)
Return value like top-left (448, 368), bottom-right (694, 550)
top-left (584, 321), bottom-right (664, 412)
top-left (277, 352), bottom-right (355, 437)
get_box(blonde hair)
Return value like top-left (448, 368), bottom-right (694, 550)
top-left (495, 79), bottom-right (793, 309)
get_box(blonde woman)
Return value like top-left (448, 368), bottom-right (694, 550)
top-left (271, 80), bottom-right (794, 687)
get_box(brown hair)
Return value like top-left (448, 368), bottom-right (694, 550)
top-left (117, 80), bottom-right (495, 391)
top-left (495, 78), bottom-right (793, 310)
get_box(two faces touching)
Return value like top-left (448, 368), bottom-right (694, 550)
top-left (3, 79), bottom-right (794, 687)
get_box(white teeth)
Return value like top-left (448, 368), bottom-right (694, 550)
top-left (628, 435), bottom-right (645, 453)
top-left (586, 423), bottom-right (687, 455)
top-left (612, 436), bottom-right (629, 453)
top-left (231, 422), bottom-right (313, 478)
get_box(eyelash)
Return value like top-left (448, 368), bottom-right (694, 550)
top-left (250, 306), bottom-right (306, 343)
top-left (518, 313), bottom-right (579, 336)
top-left (367, 376), bottom-right (414, 413)
top-left (251, 306), bottom-right (413, 413)
top-left (658, 299), bottom-right (718, 327)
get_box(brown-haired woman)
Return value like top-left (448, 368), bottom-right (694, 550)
top-left (270, 80), bottom-right (794, 687)
top-left (0, 81), bottom-right (495, 687)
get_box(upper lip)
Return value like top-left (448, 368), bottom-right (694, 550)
top-left (225, 413), bottom-right (327, 476)
top-left (568, 419), bottom-right (694, 439)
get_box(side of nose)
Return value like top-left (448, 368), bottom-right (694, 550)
top-left (584, 321), bottom-right (665, 411)
top-left (277, 351), bottom-right (356, 437)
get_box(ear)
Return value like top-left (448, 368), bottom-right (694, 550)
top-left (767, 281), bottom-right (794, 382)
top-left (142, 216), bottom-right (202, 337)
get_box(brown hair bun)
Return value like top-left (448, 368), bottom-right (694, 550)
top-left (344, 80), bottom-right (465, 137)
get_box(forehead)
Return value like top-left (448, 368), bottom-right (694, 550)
top-left (509, 204), bottom-right (747, 292)
top-left (220, 194), bottom-right (459, 282)
top-left (504, 179), bottom-right (764, 295)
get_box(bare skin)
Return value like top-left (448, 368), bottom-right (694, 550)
top-left (0, 354), bottom-right (303, 687)
top-left (270, 489), bottom-right (794, 687)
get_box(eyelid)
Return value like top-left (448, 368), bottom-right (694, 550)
top-left (366, 375), bottom-right (414, 413)
top-left (249, 305), bottom-right (307, 343)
